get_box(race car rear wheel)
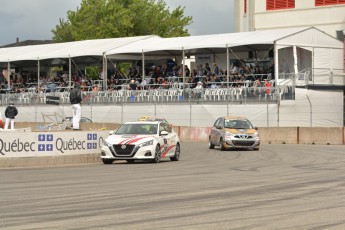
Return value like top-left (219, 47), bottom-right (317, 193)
top-left (152, 145), bottom-right (161, 163)
top-left (170, 143), bottom-right (180, 161)
top-left (102, 159), bottom-right (114, 164)
top-left (220, 138), bottom-right (226, 151)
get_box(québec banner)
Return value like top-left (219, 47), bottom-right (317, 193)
top-left (0, 130), bottom-right (109, 157)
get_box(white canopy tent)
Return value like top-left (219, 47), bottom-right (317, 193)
top-left (0, 27), bottom-right (343, 88)
top-left (106, 27), bottom-right (343, 86)
top-left (0, 35), bottom-right (158, 89)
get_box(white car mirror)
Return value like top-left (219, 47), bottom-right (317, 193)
top-left (160, 130), bottom-right (168, 136)
top-left (109, 130), bottom-right (116, 135)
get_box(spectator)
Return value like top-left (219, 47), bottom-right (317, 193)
top-left (253, 78), bottom-right (262, 97)
top-left (213, 63), bottom-right (219, 76)
top-left (47, 82), bottom-right (57, 93)
top-left (196, 64), bottom-right (204, 76)
top-left (184, 65), bottom-right (190, 77)
top-left (204, 63), bottom-right (211, 75)
top-left (61, 71), bottom-right (68, 83)
top-left (4, 102), bottom-right (18, 130)
top-left (92, 85), bottom-right (99, 92)
top-left (265, 79), bottom-right (272, 97)
top-left (194, 81), bottom-right (204, 99)
top-left (129, 80), bottom-right (137, 90)
top-left (69, 83), bottom-right (82, 130)
top-left (230, 63), bottom-right (239, 75)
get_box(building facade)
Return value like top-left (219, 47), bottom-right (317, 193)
top-left (234, 0), bottom-right (345, 40)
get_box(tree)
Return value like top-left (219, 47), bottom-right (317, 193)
top-left (52, 0), bottom-right (192, 42)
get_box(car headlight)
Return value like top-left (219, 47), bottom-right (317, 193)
top-left (103, 139), bottom-right (111, 146)
top-left (139, 140), bottom-right (154, 147)
top-left (225, 132), bottom-right (233, 137)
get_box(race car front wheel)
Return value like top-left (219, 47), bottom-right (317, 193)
top-left (152, 145), bottom-right (161, 163)
top-left (102, 159), bottom-right (114, 164)
top-left (220, 138), bottom-right (226, 151)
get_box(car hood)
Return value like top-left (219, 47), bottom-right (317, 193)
top-left (224, 128), bottom-right (257, 134)
top-left (106, 134), bottom-right (157, 145)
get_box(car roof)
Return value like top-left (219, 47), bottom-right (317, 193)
top-left (139, 116), bottom-right (168, 122)
top-left (222, 116), bottom-right (249, 120)
top-left (124, 121), bottom-right (160, 124)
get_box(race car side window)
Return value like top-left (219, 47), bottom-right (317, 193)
top-left (214, 118), bottom-right (221, 127)
top-left (160, 123), bottom-right (171, 133)
top-left (214, 118), bottom-right (224, 129)
top-left (159, 123), bottom-right (165, 135)
top-left (163, 123), bottom-right (172, 133)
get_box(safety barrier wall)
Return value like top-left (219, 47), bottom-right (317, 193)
top-left (0, 124), bottom-right (344, 167)
top-left (177, 126), bottom-right (345, 145)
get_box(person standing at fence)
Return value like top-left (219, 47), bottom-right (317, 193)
top-left (69, 83), bottom-right (82, 130)
top-left (4, 103), bottom-right (18, 130)
top-left (265, 79), bottom-right (272, 98)
top-left (0, 111), bottom-right (4, 129)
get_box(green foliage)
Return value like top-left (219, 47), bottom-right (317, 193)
top-left (52, 0), bottom-right (192, 42)
top-left (85, 66), bottom-right (100, 79)
top-left (118, 62), bottom-right (132, 77)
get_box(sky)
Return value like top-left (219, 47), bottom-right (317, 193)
top-left (0, 0), bottom-right (234, 46)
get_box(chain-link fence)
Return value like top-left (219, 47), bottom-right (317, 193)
top-left (0, 86), bottom-right (343, 127)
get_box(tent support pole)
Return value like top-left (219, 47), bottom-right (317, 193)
top-left (142, 50), bottom-right (145, 80)
top-left (274, 42), bottom-right (280, 127)
top-left (182, 48), bottom-right (185, 83)
top-left (7, 61), bottom-right (10, 90)
top-left (37, 58), bottom-right (40, 90)
top-left (274, 42), bottom-right (279, 84)
top-left (226, 45), bottom-right (229, 88)
top-left (69, 56), bottom-right (72, 89)
top-left (103, 52), bottom-right (107, 90)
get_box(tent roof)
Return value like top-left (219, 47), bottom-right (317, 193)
top-left (0, 35), bottom-right (157, 62)
top-left (107, 27), bottom-right (343, 58)
top-left (0, 27), bottom-right (342, 62)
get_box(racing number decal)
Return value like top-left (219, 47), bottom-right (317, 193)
top-left (162, 138), bottom-right (168, 153)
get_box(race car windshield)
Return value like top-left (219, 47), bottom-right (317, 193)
top-left (116, 124), bottom-right (158, 135)
top-left (224, 119), bottom-right (252, 129)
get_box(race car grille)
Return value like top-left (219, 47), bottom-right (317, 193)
top-left (232, 140), bottom-right (255, 147)
top-left (112, 144), bottom-right (136, 156)
top-left (234, 134), bottom-right (254, 139)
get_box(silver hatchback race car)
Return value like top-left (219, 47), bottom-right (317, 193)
top-left (209, 116), bottom-right (260, 151)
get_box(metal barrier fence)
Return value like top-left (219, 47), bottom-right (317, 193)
top-left (0, 86), bottom-right (295, 106)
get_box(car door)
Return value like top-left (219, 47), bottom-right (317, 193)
top-left (159, 122), bottom-right (175, 156)
top-left (215, 117), bottom-right (225, 145)
top-left (210, 117), bottom-right (221, 144)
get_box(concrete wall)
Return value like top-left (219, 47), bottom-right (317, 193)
top-left (13, 122), bottom-right (345, 145)
top-left (1, 123), bottom-right (344, 168)
top-left (298, 127), bottom-right (344, 145)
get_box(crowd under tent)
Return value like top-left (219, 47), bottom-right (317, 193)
top-left (0, 27), bottom-right (343, 89)
top-left (106, 27), bottom-right (344, 88)
top-left (0, 35), bottom-right (159, 89)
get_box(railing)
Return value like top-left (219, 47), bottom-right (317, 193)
top-left (0, 86), bottom-right (296, 106)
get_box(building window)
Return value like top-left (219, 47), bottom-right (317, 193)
top-left (244, 0), bottom-right (247, 14)
top-left (315, 0), bottom-right (345, 6)
top-left (266, 0), bottom-right (295, 10)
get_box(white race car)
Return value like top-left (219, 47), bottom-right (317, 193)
top-left (101, 121), bottom-right (180, 164)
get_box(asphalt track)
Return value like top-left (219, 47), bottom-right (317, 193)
top-left (1, 143), bottom-right (345, 230)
